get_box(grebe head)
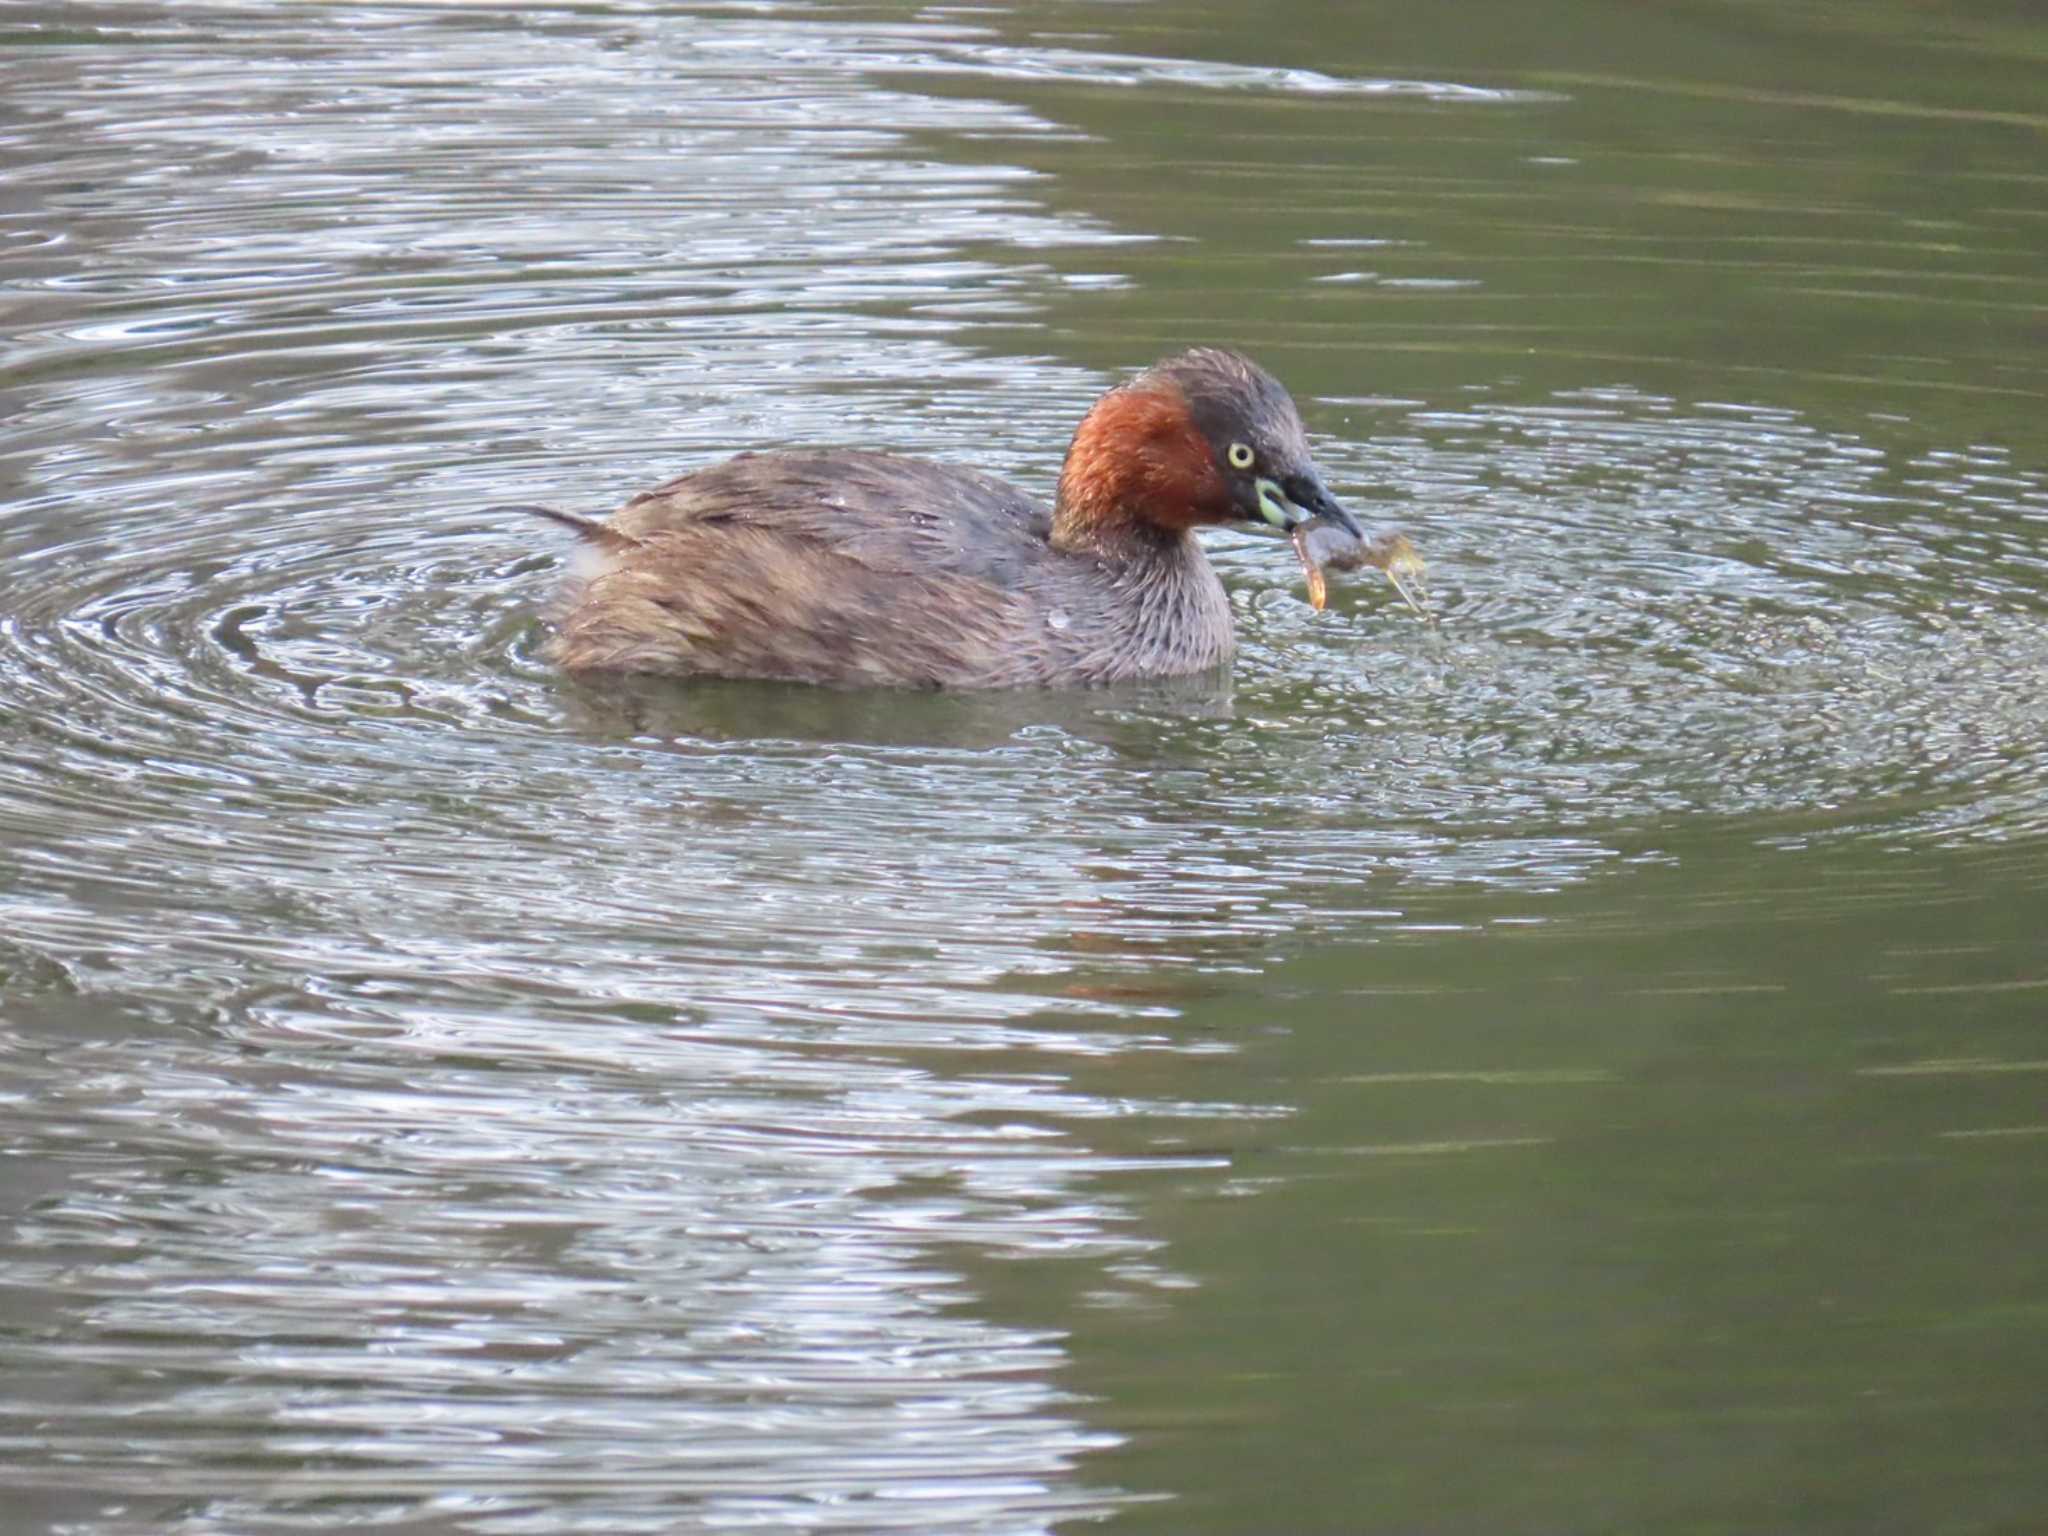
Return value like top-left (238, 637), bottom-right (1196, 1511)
top-left (1053, 347), bottom-right (1367, 552)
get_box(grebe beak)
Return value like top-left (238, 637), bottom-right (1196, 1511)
top-left (1254, 470), bottom-right (1367, 540)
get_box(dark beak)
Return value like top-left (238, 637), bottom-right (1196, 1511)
top-left (1260, 470), bottom-right (1366, 539)
top-left (1292, 472), bottom-right (1367, 539)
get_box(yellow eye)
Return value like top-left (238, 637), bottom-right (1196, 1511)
top-left (1227, 442), bottom-right (1255, 470)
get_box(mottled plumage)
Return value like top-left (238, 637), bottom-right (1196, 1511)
top-left (521, 348), bottom-right (1367, 689)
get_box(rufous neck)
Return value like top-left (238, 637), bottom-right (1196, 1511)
top-left (1051, 385), bottom-right (1216, 558)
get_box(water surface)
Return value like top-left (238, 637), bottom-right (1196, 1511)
top-left (3, 2), bottom-right (2046, 1532)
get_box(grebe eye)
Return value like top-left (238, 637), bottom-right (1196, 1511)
top-left (1227, 442), bottom-right (1255, 470)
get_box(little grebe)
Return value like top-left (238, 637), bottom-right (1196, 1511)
top-left (518, 348), bottom-right (1415, 689)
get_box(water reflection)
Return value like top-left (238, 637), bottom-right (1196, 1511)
top-left (3, 991), bottom-right (1202, 1529)
top-left (0, 7), bottom-right (1230, 1530)
top-left (1269, 390), bottom-right (2048, 845)
top-left (2, 1), bottom-right (2046, 1532)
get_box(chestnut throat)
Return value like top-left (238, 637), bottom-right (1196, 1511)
top-left (1049, 385), bottom-right (1225, 561)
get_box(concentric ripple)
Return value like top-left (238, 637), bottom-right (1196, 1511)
top-left (2, 3), bottom-right (2047, 1533)
top-left (1221, 390), bottom-right (2048, 847)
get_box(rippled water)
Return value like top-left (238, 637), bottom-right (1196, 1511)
top-left (4, 3), bottom-right (2046, 1533)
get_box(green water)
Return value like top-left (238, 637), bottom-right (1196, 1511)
top-left (1, 2), bottom-right (2044, 1532)
top-left (1050, 841), bottom-right (2048, 1532)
